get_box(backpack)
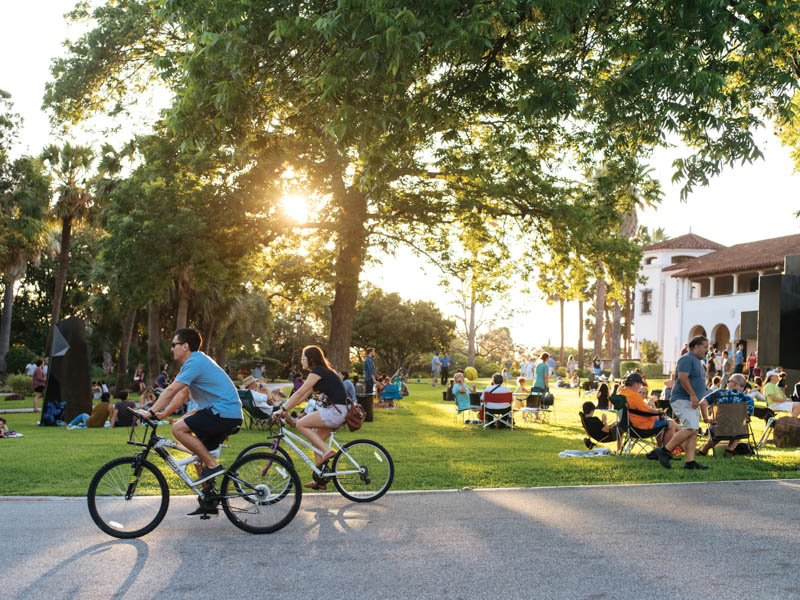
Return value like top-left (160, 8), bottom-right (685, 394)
top-left (40, 400), bottom-right (65, 426)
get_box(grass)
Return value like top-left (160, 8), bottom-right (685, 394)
top-left (1, 378), bottom-right (798, 496)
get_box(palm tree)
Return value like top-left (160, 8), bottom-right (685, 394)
top-left (0, 157), bottom-right (50, 374)
top-left (40, 143), bottom-right (95, 355)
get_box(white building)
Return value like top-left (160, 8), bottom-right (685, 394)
top-left (632, 232), bottom-right (800, 374)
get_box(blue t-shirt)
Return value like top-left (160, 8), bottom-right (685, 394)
top-left (533, 362), bottom-right (549, 389)
top-left (735, 349), bottom-right (744, 365)
top-left (440, 356), bottom-right (451, 368)
top-left (671, 352), bottom-right (706, 403)
top-left (342, 378), bottom-right (356, 402)
top-left (175, 351), bottom-right (243, 420)
top-left (432, 355), bottom-right (441, 369)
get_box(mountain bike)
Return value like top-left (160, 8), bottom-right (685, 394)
top-left (235, 413), bottom-right (394, 502)
top-left (87, 408), bottom-right (301, 538)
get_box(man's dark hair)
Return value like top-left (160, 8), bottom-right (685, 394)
top-left (352, 375), bottom-right (359, 383)
top-left (366, 347), bottom-right (375, 356)
top-left (492, 373), bottom-right (503, 385)
top-left (540, 352), bottom-right (550, 360)
top-left (688, 335), bottom-right (707, 349)
top-left (35, 359), bottom-right (43, 366)
top-left (101, 392), bottom-right (111, 402)
top-left (118, 390), bottom-right (129, 400)
top-left (174, 328), bottom-right (202, 352)
top-left (340, 371), bottom-right (350, 380)
top-left (582, 401), bottom-right (596, 415)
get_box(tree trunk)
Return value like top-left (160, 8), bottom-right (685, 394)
top-left (577, 300), bottom-right (584, 370)
top-left (326, 192), bottom-right (368, 371)
top-left (147, 301), bottom-right (160, 385)
top-left (593, 277), bottom-right (605, 360)
top-left (46, 216), bottom-right (72, 356)
top-left (0, 275), bottom-right (19, 374)
top-left (611, 300), bottom-right (622, 378)
top-left (115, 308), bottom-right (137, 391)
top-left (467, 294), bottom-right (477, 367)
top-left (559, 298), bottom-right (565, 366)
top-left (624, 286), bottom-right (632, 359)
top-left (175, 276), bottom-right (189, 330)
top-left (604, 305), bottom-right (612, 357)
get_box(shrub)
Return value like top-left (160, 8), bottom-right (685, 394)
top-left (6, 374), bottom-right (32, 393)
top-left (640, 340), bottom-right (661, 363)
top-left (577, 368), bottom-right (590, 378)
top-left (91, 364), bottom-right (107, 380)
top-left (4, 346), bottom-right (36, 375)
top-left (642, 363), bottom-right (665, 379)
top-left (556, 367), bottom-right (567, 377)
top-left (620, 360), bottom-right (639, 374)
top-left (464, 366), bottom-right (478, 381)
top-left (261, 357), bottom-right (283, 380)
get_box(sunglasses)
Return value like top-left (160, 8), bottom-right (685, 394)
top-left (170, 341), bottom-right (185, 348)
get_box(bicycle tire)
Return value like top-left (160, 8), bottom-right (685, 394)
top-left (87, 456), bottom-right (169, 539)
top-left (235, 442), bottom-right (293, 468)
top-left (220, 452), bottom-right (301, 534)
top-left (332, 439), bottom-right (394, 502)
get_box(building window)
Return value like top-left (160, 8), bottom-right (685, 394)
top-left (671, 255), bottom-right (691, 264)
top-left (641, 289), bottom-right (652, 314)
top-left (737, 272), bottom-right (759, 293)
top-left (644, 256), bottom-right (656, 265)
top-left (714, 275), bottom-right (733, 296)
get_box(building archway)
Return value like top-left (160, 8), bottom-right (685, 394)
top-left (711, 323), bottom-right (730, 351)
top-left (689, 325), bottom-right (707, 340)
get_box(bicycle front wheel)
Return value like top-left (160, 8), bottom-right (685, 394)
top-left (220, 452), bottom-right (301, 534)
top-left (87, 456), bottom-right (169, 538)
top-left (332, 439), bottom-right (394, 502)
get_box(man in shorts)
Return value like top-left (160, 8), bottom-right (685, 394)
top-left (431, 352), bottom-right (441, 387)
top-left (652, 335), bottom-right (710, 470)
top-left (137, 328), bottom-right (243, 517)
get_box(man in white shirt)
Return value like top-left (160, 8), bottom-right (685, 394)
top-left (25, 361), bottom-right (37, 376)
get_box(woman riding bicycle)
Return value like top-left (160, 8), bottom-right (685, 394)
top-left (275, 345), bottom-right (348, 489)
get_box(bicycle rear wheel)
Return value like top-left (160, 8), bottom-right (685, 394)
top-left (235, 442), bottom-right (293, 468)
top-left (220, 452), bottom-right (301, 534)
top-left (332, 439), bottom-right (394, 502)
top-left (87, 456), bottom-right (169, 538)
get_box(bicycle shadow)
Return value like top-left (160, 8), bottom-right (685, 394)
top-left (15, 539), bottom-right (148, 600)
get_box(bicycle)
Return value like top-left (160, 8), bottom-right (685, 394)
top-left (235, 410), bottom-right (394, 503)
top-left (87, 408), bottom-right (302, 538)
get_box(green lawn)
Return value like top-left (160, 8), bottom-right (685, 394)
top-left (1, 379), bottom-right (798, 496)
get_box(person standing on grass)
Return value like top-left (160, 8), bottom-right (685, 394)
top-left (532, 352), bottom-right (550, 393)
top-left (431, 352), bottom-right (441, 387)
top-left (720, 350), bottom-right (733, 390)
top-left (653, 335), bottom-right (710, 470)
top-left (25, 360), bottom-right (37, 376)
top-left (31, 359), bottom-right (45, 413)
top-left (363, 348), bottom-right (377, 395)
top-left (734, 342), bottom-right (745, 374)
top-left (440, 352), bottom-right (451, 386)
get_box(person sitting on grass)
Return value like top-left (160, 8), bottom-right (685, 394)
top-left (595, 382), bottom-right (610, 409)
top-left (109, 390), bottom-right (137, 428)
top-left (696, 374), bottom-right (754, 457)
top-left (570, 372), bottom-right (580, 388)
top-left (763, 370), bottom-right (800, 417)
top-left (581, 401), bottom-right (622, 454)
top-left (68, 392), bottom-right (112, 429)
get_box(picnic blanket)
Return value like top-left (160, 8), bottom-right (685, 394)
top-left (557, 448), bottom-right (611, 458)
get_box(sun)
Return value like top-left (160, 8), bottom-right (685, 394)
top-left (280, 193), bottom-right (309, 224)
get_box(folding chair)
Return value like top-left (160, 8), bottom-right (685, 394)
top-left (482, 391), bottom-right (514, 429)
top-left (238, 389), bottom-right (274, 431)
top-left (453, 388), bottom-right (479, 425)
top-left (514, 393), bottom-right (552, 424)
top-left (579, 411), bottom-right (620, 452)
top-left (609, 394), bottom-right (666, 457)
top-left (709, 401), bottom-right (758, 458)
top-left (382, 383), bottom-right (402, 406)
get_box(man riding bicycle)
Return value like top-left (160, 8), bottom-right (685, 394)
top-left (136, 328), bottom-right (243, 517)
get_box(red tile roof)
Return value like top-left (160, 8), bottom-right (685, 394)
top-left (643, 233), bottom-right (726, 251)
top-left (667, 233), bottom-right (800, 278)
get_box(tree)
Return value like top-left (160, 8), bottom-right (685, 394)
top-left (40, 143), bottom-right (95, 355)
top-left (351, 290), bottom-right (454, 373)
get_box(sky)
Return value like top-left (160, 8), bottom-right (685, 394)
top-left (3, 2), bottom-right (800, 351)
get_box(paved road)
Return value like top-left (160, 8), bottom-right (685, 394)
top-left (3, 480), bottom-right (800, 599)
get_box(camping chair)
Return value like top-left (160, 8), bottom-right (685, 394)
top-left (453, 388), bottom-right (479, 425)
top-left (515, 392), bottom-right (552, 424)
top-left (579, 411), bottom-right (620, 452)
top-left (609, 394), bottom-right (667, 457)
top-left (482, 391), bottom-right (514, 430)
top-left (382, 383), bottom-right (402, 406)
top-left (709, 401), bottom-right (758, 458)
top-left (238, 389), bottom-right (274, 431)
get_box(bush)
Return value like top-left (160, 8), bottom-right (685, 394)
top-left (556, 367), bottom-right (567, 377)
top-left (577, 368), bottom-right (591, 378)
top-left (261, 357), bottom-right (283, 380)
top-left (6, 374), bottom-right (32, 393)
top-left (464, 367), bottom-right (478, 381)
top-left (642, 363), bottom-right (665, 379)
top-left (474, 356), bottom-right (500, 378)
top-left (640, 340), bottom-right (661, 364)
top-left (620, 360), bottom-right (639, 374)
top-left (91, 364), bottom-right (107, 380)
top-left (4, 346), bottom-right (36, 375)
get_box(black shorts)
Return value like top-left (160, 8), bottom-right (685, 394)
top-left (34, 385), bottom-right (45, 393)
top-left (184, 408), bottom-right (242, 450)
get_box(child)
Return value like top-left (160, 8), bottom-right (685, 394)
top-left (581, 401), bottom-right (622, 454)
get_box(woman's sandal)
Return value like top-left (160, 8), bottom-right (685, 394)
top-left (304, 481), bottom-right (326, 490)
top-left (696, 448), bottom-right (709, 456)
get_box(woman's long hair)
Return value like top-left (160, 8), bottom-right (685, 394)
top-left (597, 382), bottom-right (610, 408)
top-left (302, 345), bottom-right (333, 371)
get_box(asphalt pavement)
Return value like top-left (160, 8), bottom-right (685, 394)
top-left (3, 479), bottom-right (800, 600)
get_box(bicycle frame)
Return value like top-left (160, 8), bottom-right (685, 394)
top-left (268, 423), bottom-right (361, 478)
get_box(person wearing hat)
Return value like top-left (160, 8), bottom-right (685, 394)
top-left (652, 335), bottom-right (710, 470)
top-left (619, 372), bottom-right (678, 448)
top-left (763, 370), bottom-right (800, 417)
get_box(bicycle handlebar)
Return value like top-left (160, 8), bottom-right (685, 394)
top-left (125, 405), bottom-right (157, 428)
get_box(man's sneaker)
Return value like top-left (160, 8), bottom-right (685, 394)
top-left (684, 461), bottom-right (710, 470)
top-left (654, 447), bottom-right (672, 469)
top-left (193, 465), bottom-right (225, 485)
top-left (583, 438), bottom-right (595, 450)
top-left (185, 505), bottom-right (218, 518)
